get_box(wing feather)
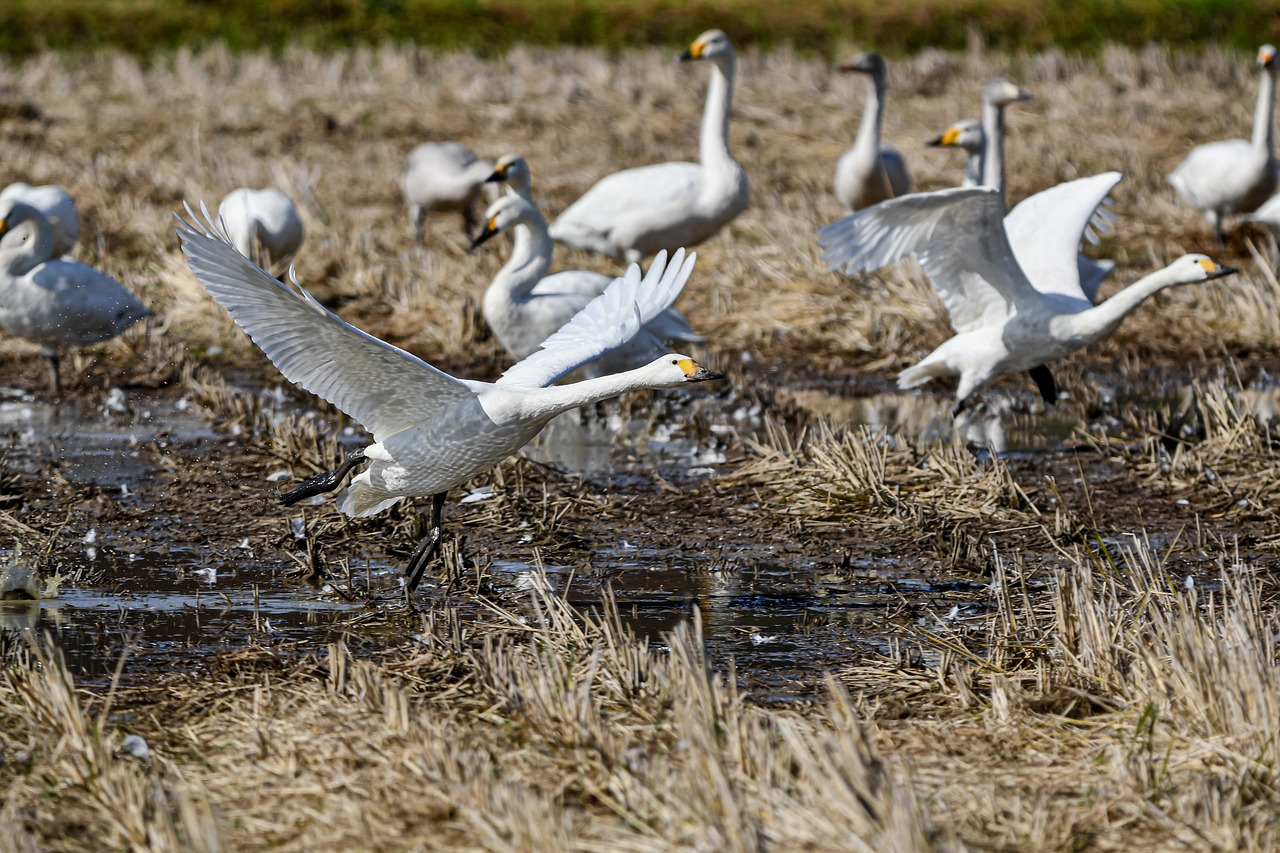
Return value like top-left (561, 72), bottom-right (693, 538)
top-left (175, 203), bottom-right (473, 440)
top-left (497, 248), bottom-right (697, 388)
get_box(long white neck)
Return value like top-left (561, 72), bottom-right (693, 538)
top-left (1057, 265), bottom-right (1199, 343)
top-left (980, 100), bottom-right (1007, 200)
top-left (853, 73), bottom-right (885, 161)
top-left (699, 55), bottom-right (737, 177)
top-left (963, 148), bottom-right (983, 188)
top-left (1253, 67), bottom-right (1277, 154)
top-left (515, 365), bottom-right (672, 422)
top-left (485, 213), bottom-right (553, 309)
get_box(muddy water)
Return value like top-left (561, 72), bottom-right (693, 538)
top-left (4, 381), bottom-right (1274, 691)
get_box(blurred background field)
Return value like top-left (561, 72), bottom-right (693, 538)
top-left (3, 0), bottom-right (1280, 58)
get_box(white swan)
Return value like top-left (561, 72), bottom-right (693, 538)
top-left (471, 195), bottom-right (703, 375)
top-left (0, 182), bottom-right (80, 256)
top-left (549, 29), bottom-right (750, 264)
top-left (176, 204), bottom-right (721, 595)
top-left (1169, 45), bottom-right (1278, 243)
top-left (818, 176), bottom-right (1236, 412)
top-left (400, 142), bottom-right (494, 243)
top-left (0, 199), bottom-right (150, 392)
top-left (486, 154), bottom-right (533, 202)
top-left (833, 52), bottom-right (912, 211)
top-left (926, 119), bottom-right (983, 187)
top-left (218, 188), bottom-right (304, 275)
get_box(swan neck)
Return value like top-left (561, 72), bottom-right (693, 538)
top-left (699, 55), bottom-right (736, 170)
top-left (980, 100), bottom-right (1006, 200)
top-left (0, 220), bottom-right (53, 275)
top-left (1253, 66), bottom-right (1276, 153)
top-left (1062, 266), bottom-right (1186, 341)
top-left (853, 74), bottom-right (885, 154)
top-left (964, 149), bottom-right (983, 188)
top-left (488, 217), bottom-right (552, 305)
top-left (522, 367), bottom-right (666, 420)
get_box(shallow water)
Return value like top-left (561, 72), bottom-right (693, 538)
top-left (3, 379), bottom-right (1275, 689)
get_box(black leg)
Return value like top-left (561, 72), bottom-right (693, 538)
top-left (279, 448), bottom-right (367, 506)
top-left (1027, 365), bottom-right (1058, 406)
top-left (404, 491), bottom-right (448, 596)
top-left (43, 349), bottom-right (61, 395)
top-left (952, 396), bottom-right (968, 417)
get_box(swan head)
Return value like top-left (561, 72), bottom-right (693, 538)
top-left (838, 52), bottom-right (886, 79)
top-left (926, 119), bottom-right (984, 152)
top-left (1170, 254), bottom-right (1237, 282)
top-left (470, 195), bottom-right (538, 250)
top-left (0, 198), bottom-right (54, 258)
top-left (645, 355), bottom-right (725, 387)
top-left (983, 77), bottom-right (1032, 108)
top-left (1260, 45), bottom-right (1277, 70)
top-left (486, 154), bottom-right (531, 190)
top-left (679, 29), bottom-right (733, 63)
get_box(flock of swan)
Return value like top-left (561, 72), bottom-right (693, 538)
top-left (1, 32), bottom-right (1274, 592)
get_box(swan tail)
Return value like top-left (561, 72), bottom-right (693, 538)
top-left (337, 482), bottom-right (403, 518)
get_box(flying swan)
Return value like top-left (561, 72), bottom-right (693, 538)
top-left (176, 204), bottom-right (722, 596)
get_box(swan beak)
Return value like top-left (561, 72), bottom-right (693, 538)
top-left (469, 216), bottom-right (500, 250)
top-left (678, 41), bottom-right (704, 62)
top-left (1260, 46), bottom-right (1276, 68)
top-left (0, 217), bottom-right (7, 236)
top-left (678, 358), bottom-right (724, 382)
top-left (484, 166), bottom-right (507, 183)
top-left (1200, 259), bottom-right (1238, 279)
top-left (927, 126), bottom-right (961, 147)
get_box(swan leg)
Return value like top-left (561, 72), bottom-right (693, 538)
top-left (462, 203), bottom-right (479, 238)
top-left (41, 347), bottom-right (61, 395)
top-left (404, 491), bottom-right (448, 596)
top-left (409, 204), bottom-right (425, 243)
top-left (278, 448), bottom-right (368, 506)
top-left (1027, 365), bottom-right (1058, 406)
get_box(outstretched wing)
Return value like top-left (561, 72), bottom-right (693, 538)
top-left (819, 186), bottom-right (1033, 334)
top-left (497, 248), bottom-right (697, 389)
top-left (1003, 172), bottom-right (1123, 303)
top-left (176, 203), bottom-right (474, 441)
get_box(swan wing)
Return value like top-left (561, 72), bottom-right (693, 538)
top-left (550, 163), bottom-right (700, 246)
top-left (1003, 172), bottom-right (1123, 302)
top-left (819, 186), bottom-right (1032, 333)
top-left (176, 203), bottom-right (474, 440)
top-left (497, 248), bottom-right (696, 389)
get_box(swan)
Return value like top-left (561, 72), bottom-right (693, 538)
top-left (400, 142), bottom-right (494, 243)
top-left (926, 119), bottom-right (983, 187)
top-left (0, 182), bottom-right (79, 256)
top-left (470, 194), bottom-right (703, 375)
top-left (486, 154), bottom-right (533, 202)
top-left (176, 204), bottom-right (722, 596)
top-left (833, 52), bottom-right (913, 211)
top-left (218, 188), bottom-right (304, 276)
top-left (1169, 45), bottom-right (1278, 243)
top-left (818, 176), bottom-right (1236, 412)
top-left (549, 29), bottom-right (750, 264)
top-left (0, 199), bottom-right (150, 392)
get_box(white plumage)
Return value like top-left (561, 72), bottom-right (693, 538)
top-left (218, 188), bottom-right (304, 275)
top-left (471, 194), bottom-right (703, 376)
top-left (926, 119), bottom-right (984, 188)
top-left (0, 199), bottom-right (149, 392)
top-left (1169, 45), bottom-right (1278, 243)
top-left (0, 182), bottom-right (80, 256)
top-left (400, 142), bottom-right (495, 243)
top-left (486, 154), bottom-right (533, 203)
top-left (176, 203), bottom-right (721, 593)
top-left (833, 52), bottom-right (912, 211)
top-left (819, 174), bottom-right (1235, 411)
top-left (549, 29), bottom-right (749, 264)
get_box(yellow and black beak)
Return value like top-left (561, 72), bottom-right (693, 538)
top-left (927, 126), bottom-right (961, 147)
top-left (678, 40), bottom-right (704, 62)
top-left (1199, 258), bottom-right (1238, 279)
top-left (469, 215), bottom-right (501, 250)
top-left (0, 217), bottom-right (7, 237)
top-left (677, 357), bottom-right (724, 382)
top-left (485, 165), bottom-right (508, 184)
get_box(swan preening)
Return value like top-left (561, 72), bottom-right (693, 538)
top-left (819, 174), bottom-right (1236, 412)
top-left (401, 142), bottom-right (495, 242)
top-left (1169, 44), bottom-right (1278, 242)
top-left (833, 52), bottom-right (912, 211)
top-left (176, 203), bottom-right (721, 594)
top-left (549, 29), bottom-right (749, 264)
top-left (0, 199), bottom-right (149, 392)
top-left (0, 182), bottom-right (80, 256)
top-left (470, 194), bottom-right (704, 375)
top-left (218, 188), bottom-right (304, 275)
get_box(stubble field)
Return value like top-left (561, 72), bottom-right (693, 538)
top-left (2, 40), bottom-right (1280, 850)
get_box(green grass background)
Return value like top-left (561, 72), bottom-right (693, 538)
top-left (2, 0), bottom-right (1279, 58)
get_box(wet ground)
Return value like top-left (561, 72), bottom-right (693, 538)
top-left (0, 369), bottom-right (1274, 696)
